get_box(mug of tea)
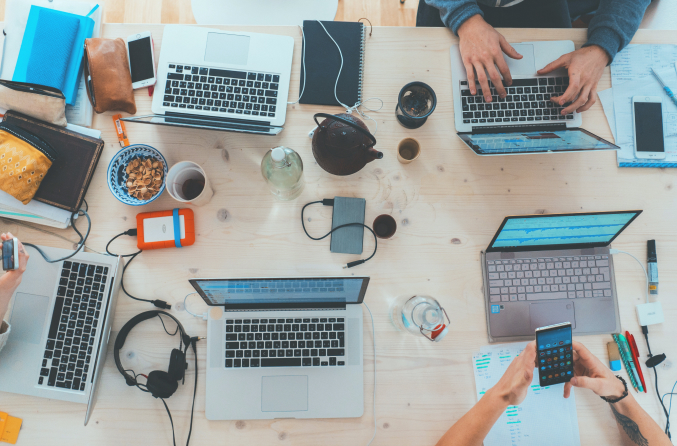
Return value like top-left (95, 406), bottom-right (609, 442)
top-left (397, 138), bottom-right (421, 164)
top-left (373, 214), bottom-right (397, 239)
top-left (166, 161), bottom-right (214, 206)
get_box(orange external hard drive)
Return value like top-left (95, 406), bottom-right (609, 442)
top-left (136, 208), bottom-right (195, 250)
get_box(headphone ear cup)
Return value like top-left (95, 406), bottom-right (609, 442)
top-left (168, 348), bottom-right (186, 382)
top-left (146, 370), bottom-right (179, 399)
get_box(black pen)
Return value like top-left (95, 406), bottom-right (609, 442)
top-left (647, 240), bottom-right (658, 295)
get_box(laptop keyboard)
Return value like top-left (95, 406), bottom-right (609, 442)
top-left (225, 318), bottom-right (346, 368)
top-left (487, 255), bottom-right (611, 302)
top-left (460, 78), bottom-right (575, 124)
top-left (163, 64), bottom-right (279, 118)
top-left (38, 261), bottom-right (108, 392)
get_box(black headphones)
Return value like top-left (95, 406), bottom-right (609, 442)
top-left (114, 310), bottom-right (201, 446)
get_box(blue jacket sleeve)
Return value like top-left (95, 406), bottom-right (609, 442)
top-left (583, 0), bottom-right (650, 62)
top-left (424, 0), bottom-right (484, 35)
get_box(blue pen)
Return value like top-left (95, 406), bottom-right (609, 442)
top-left (651, 67), bottom-right (677, 108)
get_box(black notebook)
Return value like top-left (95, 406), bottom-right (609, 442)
top-left (299, 21), bottom-right (366, 107)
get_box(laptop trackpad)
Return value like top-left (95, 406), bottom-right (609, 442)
top-left (205, 32), bottom-right (250, 66)
top-left (503, 44), bottom-right (536, 75)
top-left (9, 293), bottom-right (49, 345)
top-left (261, 376), bottom-right (308, 412)
top-left (529, 301), bottom-right (575, 332)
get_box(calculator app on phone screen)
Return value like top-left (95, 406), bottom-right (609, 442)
top-left (535, 322), bottom-right (573, 386)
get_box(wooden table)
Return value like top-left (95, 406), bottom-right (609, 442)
top-left (2, 24), bottom-right (676, 446)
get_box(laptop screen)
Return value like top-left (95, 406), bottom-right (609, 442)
top-left (487, 211), bottom-right (642, 252)
top-left (458, 129), bottom-right (618, 155)
top-left (189, 277), bottom-right (369, 309)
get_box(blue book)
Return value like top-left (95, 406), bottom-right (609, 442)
top-left (12, 6), bottom-right (95, 105)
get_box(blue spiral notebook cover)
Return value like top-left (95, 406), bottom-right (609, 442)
top-left (12, 6), bottom-right (95, 105)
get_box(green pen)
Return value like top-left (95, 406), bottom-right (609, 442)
top-left (619, 334), bottom-right (644, 393)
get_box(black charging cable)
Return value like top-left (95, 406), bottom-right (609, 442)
top-left (642, 325), bottom-right (671, 439)
top-left (106, 229), bottom-right (171, 310)
top-left (301, 199), bottom-right (377, 268)
top-left (23, 200), bottom-right (92, 263)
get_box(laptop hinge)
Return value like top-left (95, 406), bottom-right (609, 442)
top-left (470, 123), bottom-right (567, 134)
top-left (165, 111), bottom-right (273, 126)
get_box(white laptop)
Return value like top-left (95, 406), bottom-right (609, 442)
top-left (122, 25), bottom-right (294, 135)
top-left (0, 245), bottom-right (123, 425)
top-left (190, 277), bottom-right (368, 420)
top-left (450, 40), bottom-right (619, 156)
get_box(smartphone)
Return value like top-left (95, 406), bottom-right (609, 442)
top-left (126, 32), bottom-right (156, 90)
top-left (535, 322), bottom-right (573, 386)
top-left (2, 238), bottom-right (19, 271)
top-left (632, 96), bottom-right (666, 160)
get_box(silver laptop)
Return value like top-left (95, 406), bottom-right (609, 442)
top-left (122, 24), bottom-right (294, 135)
top-left (0, 245), bottom-right (123, 425)
top-left (190, 276), bottom-right (368, 420)
top-left (450, 40), bottom-right (619, 155)
top-left (481, 211), bottom-right (642, 342)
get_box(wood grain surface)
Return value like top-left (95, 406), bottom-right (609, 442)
top-left (0, 25), bottom-right (676, 446)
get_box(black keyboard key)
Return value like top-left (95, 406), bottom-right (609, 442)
top-left (167, 73), bottom-right (183, 80)
top-left (510, 78), bottom-right (538, 86)
top-left (302, 357), bottom-right (312, 366)
top-left (48, 367), bottom-right (58, 386)
top-left (262, 358), bottom-right (301, 367)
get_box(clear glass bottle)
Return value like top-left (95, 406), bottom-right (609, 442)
top-left (261, 146), bottom-right (305, 200)
top-left (390, 295), bottom-right (449, 342)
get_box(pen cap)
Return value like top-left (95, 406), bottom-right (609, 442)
top-left (647, 240), bottom-right (656, 262)
top-left (607, 342), bottom-right (622, 371)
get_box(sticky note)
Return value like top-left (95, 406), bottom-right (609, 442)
top-left (0, 411), bottom-right (22, 444)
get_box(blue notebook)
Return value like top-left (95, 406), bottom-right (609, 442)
top-left (12, 6), bottom-right (95, 105)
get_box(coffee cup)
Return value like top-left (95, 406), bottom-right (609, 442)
top-left (373, 214), bottom-right (397, 239)
top-left (397, 138), bottom-right (421, 164)
top-left (166, 161), bottom-right (214, 206)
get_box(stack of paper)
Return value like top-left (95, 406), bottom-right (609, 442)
top-left (472, 342), bottom-right (581, 446)
top-left (0, 122), bottom-right (100, 228)
top-left (1, 0), bottom-right (103, 127)
top-left (598, 44), bottom-right (677, 167)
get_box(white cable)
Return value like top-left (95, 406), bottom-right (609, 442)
top-left (609, 249), bottom-right (650, 303)
top-left (287, 24), bottom-right (307, 105)
top-left (362, 301), bottom-right (377, 446)
top-left (183, 291), bottom-right (208, 320)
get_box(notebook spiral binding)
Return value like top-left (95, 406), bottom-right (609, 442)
top-left (358, 23), bottom-right (365, 104)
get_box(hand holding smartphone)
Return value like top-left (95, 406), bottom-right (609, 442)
top-left (126, 32), bottom-right (156, 90)
top-left (536, 322), bottom-right (573, 386)
top-left (632, 96), bottom-right (666, 160)
top-left (2, 238), bottom-right (19, 271)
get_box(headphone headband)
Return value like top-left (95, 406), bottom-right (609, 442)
top-left (114, 310), bottom-right (189, 387)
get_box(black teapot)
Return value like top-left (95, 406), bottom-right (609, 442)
top-left (312, 113), bottom-right (382, 176)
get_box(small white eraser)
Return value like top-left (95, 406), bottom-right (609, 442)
top-left (636, 302), bottom-right (664, 326)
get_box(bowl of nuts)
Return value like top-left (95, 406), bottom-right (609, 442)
top-left (107, 144), bottom-right (168, 206)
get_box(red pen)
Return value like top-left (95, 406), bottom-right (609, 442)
top-left (626, 332), bottom-right (647, 393)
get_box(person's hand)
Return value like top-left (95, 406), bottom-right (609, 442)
top-left (563, 341), bottom-right (625, 399)
top-left (537, 45), bottom-right (610, 115)
top-left (1, 233), bottom-right (29, 283)
top-left (491, 341), bottom-right (536, 406)
top-left (457, 14), bottom-right (523, 103)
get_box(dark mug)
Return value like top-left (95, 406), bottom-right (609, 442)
top-left (373, 214), bottom-right (397, 239)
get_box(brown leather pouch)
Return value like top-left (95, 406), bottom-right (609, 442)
top-left (84, 38), bottom-right (136, 114)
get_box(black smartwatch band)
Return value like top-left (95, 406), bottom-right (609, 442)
top-left (600, 375), bottom-right (629, 403)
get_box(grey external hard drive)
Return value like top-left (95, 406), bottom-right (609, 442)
top-left (330, 197), bottom-right (365, 255)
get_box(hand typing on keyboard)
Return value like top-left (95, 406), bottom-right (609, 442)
top-left (537, 45), bottom-right (611, 115)
top-left (457, 15), bottom-right (523, 102)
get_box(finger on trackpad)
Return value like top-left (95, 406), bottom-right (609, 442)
top-left (261, 375), bottom-right (308, 412)
top-left (503, 44), bottom-right (536, 76)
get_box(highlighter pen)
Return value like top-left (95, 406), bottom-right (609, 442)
top-left (651, 68), bottom-right (677, 108)
top-left (647, 240), bottom-right (658, 295)
top-left (619, 334), bottom-right (644, 393)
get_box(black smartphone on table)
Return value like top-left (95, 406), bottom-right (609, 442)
top-left (535, 322), bottom-right (573, 386)
top-left (2, 238), bottom-right (19, 271)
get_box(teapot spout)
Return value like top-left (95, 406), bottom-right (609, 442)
top-left (366, 147), bottom-right (383, 162)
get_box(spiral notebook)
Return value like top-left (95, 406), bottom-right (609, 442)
top-left (299, 21), bottom-right (366, 107)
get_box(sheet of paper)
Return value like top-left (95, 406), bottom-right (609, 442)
top-left (611, 44), bottom-right (677, 86)
top-left (2, 0), bottom-right (102, 127)
top-left (598, 88), bottom-right (616, 141)
top-left (473, 342), bottom-right (581, 446)
top-left (611, 67), bottom-right (677, 166)
top-left (0, 190), bottom-right (73, 228)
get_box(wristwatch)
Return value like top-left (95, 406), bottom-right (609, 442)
top-left (600, 375), bottom-right (629, 403)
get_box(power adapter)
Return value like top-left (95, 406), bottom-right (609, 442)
top-left (636, 301), bottom-right (664, 326)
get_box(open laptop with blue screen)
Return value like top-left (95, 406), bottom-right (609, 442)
top-left (189, 276), bottom-right (369, 420)
top-left (480, 211), bottom-right (642, 342)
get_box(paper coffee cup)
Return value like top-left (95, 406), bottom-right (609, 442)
top-left (166, 161), bottom-right (214, 206)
